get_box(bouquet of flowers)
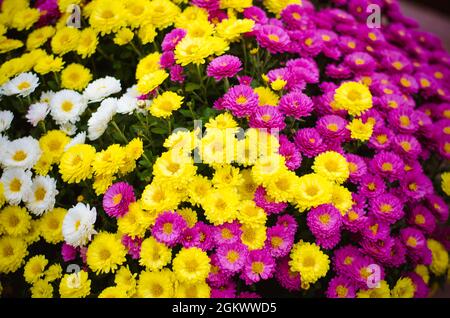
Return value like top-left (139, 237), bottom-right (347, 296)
top-left (0, 0), bottom-right (449, 298)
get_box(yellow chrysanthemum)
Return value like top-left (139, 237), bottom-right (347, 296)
top-left (89, 0), bottom-right (126, 35)
top-left (115, 266), bottom-right (137, 297)
top-left (186, 19), bottom-right (215, 38)
top-left (76, 28), bottom-right (98, 59)
top-left (188, 175), bottom-right (213, 207)
top-left (24, 255), bottom-right (48, 284)
top-left (0, 236), bottom-right (28, 274)
top-left (21, 220), bottom-right (41, 245)
top-left (391, 277), bottom-right (415, 298)
top-left (175, 281), bottom-right (211, 298)
top-left (294, 173), bottom-right (333, 211)
top-left (441, 172), bottom-right (450, 196)
top-left (152, 151), bottom-right (197, 186)
top-left (254, 86), bottom-right (279, 106)
top-left (356, 280), bottom-right (391, 298)
top-left (137, 69), bottom-right (169, 95)
top-left (59, 271), bottom-right (91, 298)
top-left (39, 207), bottom-right (66, 244)
top-left (312, 151), bottom-right (349, 184)
top-left (39, 130), bottom-right (70, 164)
top-left (139, 236), bottom-right (172, 271)
top-left (205, 112), bottom-right (239, 131)
top-left (414, 265), bottom-right (429, 284)
top-left (34, 54), bottom-right (65, 75)
top-left (220, 0), bottom-right (253, 11)
top-left (148, 0), bottom-right (181, 29)
top-left (30, 280), bottom-right (53, 298)
top-left (237, 200), bottom-right (267, 227)
top-left (26, 26), bottom-right (55, 50)
top-left (137, 270), bottom-right (174, 298)
top-left (202, 187), bottom-right (239, 225)
top-left (163, 130), bottom-right (196, 155)
top-left (58, 0), bottom-right (82, 11)
top-left (237, 169), bottom-right (258, 200)
top-left (177, 207), bottom-right (198, 228)
top-left (172, 247), bottom-right (211, 283)
top-left (175, 6), bottom-right (209, 29)
top-left (0, 205), bottom-right (31, 237)
top-left (271, 79), bottom-right (287, 91)
top-left (135, 52), bottom-right (161, 80)
top-left (86, 232), bottom-right (127, 274)
top-left (199, 129), bottom-right (236, 165)
top-left (93, 173), bottom-right (116, 196)
top-left (114, 28), bottom-right (134, 46)
top-left (427, 239), bottom-right (449, 276)
top-left (141, 181), bottom-right (181, 213)
top-left (98, 286), bottom-right (129, 298)
top-left (215, 18), bottom-right (255, 42)
top-left (11, 8), bottom-right (40, 31)
top-left (333, 82), bottom-right (373, 116)
top-left (59, 144), bottom-right (96, 184)
top-left (124, 0), bottom-right (151, 29)
top-left (263, 0), bottom-right (301, 16)
top-left (150, 91), bottom-right (184, 118)
top-left (212, 165), bottom-right (243, 189)
top-left (44, 264), bottom-right (63, 282)
top-left (289, 241), bottom-right (330, 285)
top-left (265, 169), bottom-right (299, 203)
top-left (241, 224), bottom-right (267, 251)
top-left (346, 118), bottom-right (374, 141)
top-left (174, 35), bottom-right (216, 66)
top-left (251, 154), bottom-right (286, 186)
top-left (51, 27), bottom-right (80, 55)
top-left (0, 36), bottom-right (23, 54)
top-left (117, 201), bottom-right (153, 238)
top-left (61, 63), bottom-right (92, 91)
top-left (92, 144), bottom-right (126, 177)
top-left (138, 24), bottom-right (157, 45)
top-left (330, 184), bottom-right (353, 215)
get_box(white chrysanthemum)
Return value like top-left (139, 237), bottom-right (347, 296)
top-left (1, 137), bottom-right (41, 170)
top-left (0, 168), bottom-right (33, 205)
top-left (116, 85), bottom-right (149, 114)
top-left (26, 102), bottom-right (49, 127)
top-left (83, 76), bottom-right (122, 103)
top-left (50, 89), bottom-right (87, 125)
top-left (58, 122), bottom-right (77, 136)
top-left (62, 203), bottom-right (97, 247)
top-left (1, 72), bottom-right (39, 97)
top-left (87, 97), bottom-right (118, 141)
top-left (24, 175), bottom-right (58, 216)
top-left (64, 132), bottom-right (86, 151)
top-left (40, 91), bottom-right (54, 104)
top-left (0, 110), bottom-right (13, 132)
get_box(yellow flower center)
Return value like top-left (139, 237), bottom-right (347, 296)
top-left (268, 34), bottom-right (279, 42)
top-left (408, 183), bottom-right (417, 191)
top-left (13, 150), bottom-right (27, 162)
top-left (399, 115), bottom-right (410, 127)
top-left (368, 32), bottom-right (376, 40)
top-left (62, 101), bottom-right (74, 112)
top-left (380, 204), bottom-right (392, 213)
top-left (348, 41), bottom-right (356, 49)
top-left (367, 182), bottom-right (376, 191)
top-left (347, 210), bottom-right (359, 221)
top-left (236, 95), bottom-right (247, 104)
top-left (226, 250), bottom-right (239, 263)
top-left (381, 162), bottom-right (393, 171)
top-left (392, 61), bottom-right (403, 70)
top-left (75, 219), bottom-right (81, 230)
top-left (319, 213), bottom-right (330, 225)
top-left (376, 134), bottom-right (387, 145)
top-left (370, 223), bottom-right (379, 235)
top-left (18, 81), bottom-right (31, 90)
top-left (400, 141), bottom-right (411, 151)
top-left (336, 285), bottom-right (348, 297)
top-left (303, 256), bottom-right (315, 267)
top-left (400, 78), bottom-right (411, 87)
top-left (434, 71), bottom-right (444, 79)
top-left (3, 245), bottom-right (13, 257)
top-left (251, 261), bottom-right (265, 274)
top-left (344, 256), bottom-right (353, 265)
top-left (355, 58), bottom-right (365, 65)
top-left (305, 185), bottom-right (319, 197)
top-left (185, 259), bottom-right (198, 273)
top-left (304, 38), bottom-right (313, 46)
top-left (347, 89), bottom-right (362, 101)
top-left (415, 214), bottom-right (425, 225)
top-left (35, 187), bottom-right (46, 201)
top-left (163, 223), bottom-right (173, 235)
top-left (112, 193), bottom-right (122, 205)
top-left (101, 9), bottom-right (114, 19)
top-left (99, 249), bottom-right (111, 260)
top-left (151, 283), bottom-right (164, 297)
top-left (327, 123), bottom-right (338, 132)
top-left (348, 162), bottom-right (358, 173)
top-left (420, 78), bottom-right (430, 88)
top-left (292, 12), bottom-right (301, 20)
top-left (10, 178), bottom-right (22, 192)
top-left (221, 228), bottom-right (233, 240)
top-left (271, 236), bottom-right (283, 248)
top-left (261, 114), bottom-right (272, 122)
top-left (407, 237), bottom-right (417, 247)
top-left (8, 214), bottom-right (19, 227)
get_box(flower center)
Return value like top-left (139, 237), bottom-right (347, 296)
top-left (8, 215), bottom-right (19, 227)
top-left (303, 256), bottom-right (315, 267)
top-left (348, 162), bottom-right (357, 173)
top-left (336, 285), bottom-right (348, 297)
top-left (271, 236), bottom-right (283, 248)
top-left (10, 178), bottom-right (22, 192)
top-left (305, 185), bottom-right (319, 197)
top-left (61, 101), bottom-right (74, 112)
top-left (112, 193), bottom-right (122, 205)
top-left (35, 187), bottom-right (46, 201)
top-left (18, 81), bottom-right (31, 90)
top-left (236, 95), bottom-right (247, 104)
top-left (319, 213), bottom-right (330, 225)
top-left (327, 123), bottom-right (338, 132)
top-left (408, 183), bottom-right (417, 191)
top-left (151, 283), bottom-right (163, 297)
top-left (221, 228), bottom-right (233, 240)
top-left (380, 204), bottom-right (392, 213)
top-left (99, 249), bottom-right (111, 260)
top-left (367, 182), bottom-right (376, 191)
top-left (347, 210), bottom-right (359, 221)
top-left (415, 214), bottom-right (425, 225)
top-left (226, 250), bottom-right (239, 263)
top-left (163, 223), bottom-right (173, 235)
top-left (268, 34), bottom-right (279, 42)
top-left (406, 237), bottom-right (417, 248)
top-left (381, 162), bottom-right (393, 171)
top-left (3, 245), bottom-right (13, 257)
top-left (261, 114), bottom-right (272, 122)
top-left (251, 261), bottom-right (265, 274)
top-left (13, 150), bottom-right (27, 162)
top-left (376, 134), bottom-right (387, 144)
top-left (347, 89), bottom-right (361, 101)
top-left (185, 260), bottom-right (198, 273)
top-left (74, 219), bottom-right (81, 230)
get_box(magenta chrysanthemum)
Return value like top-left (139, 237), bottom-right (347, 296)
top-left (103, 182), bottom-right (136, 218)
top-left (207, 55), bottom-right (242, 81)
top-left (152, 211), bottom-right (187, 247)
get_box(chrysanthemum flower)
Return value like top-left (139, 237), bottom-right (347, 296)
top-left (333, 82), bottom-right (373, 116)
top-left (150, 91), bottom-right (184, 118)
top-left (39, 208), bottom-right (66, 244)
top-left (217, 242), bottom-right (249, 274)
top-left (59, 144), bottom-right (96, 184)
top-left (59, 270), bottom-right (91, 298)
top-left (370, 193), bottom-right (404, 224)
top-left (289, 241), bottom-right (330, 285)
top-left (172, 247), bottom-right (211, 283)
top-left (265, 225), bottom-right (294, 258)
top-left (255, 24), bottom-right (290, 54)
top-left (23, 255), bottom-right (48, 284)
top-left (152, 211), bottom-right (187, 247)
top-left (294, 173), bottom-right (333, 211)
top-left (313, 151), bottom-right (349, 184)
top-left (202, 187), bottom-right (239, 225)
top-left (62, 203), bottom-right (97, 247)
top-left (0, 205), bottom-right (31, 237)
top-left (137, 270), bottom-right (174, 298)
top-left (427, 239), bottom-right (448, 276)
top-left (207, 55), bottom-right (242, 81)
top-left (221, 84), bottom-right (259, 118)
top-left (346, 118), bottom-right (374, 141)
top-left (139, 237), bottom-right (172, 271)
top-left (86, 232), bottom-right (127, 274)
top-left (294, 128), bottom-right (327, 158)
top-left (326, 276), bottom-right (357, 298)
top-left (103, 182), bottom-right (135, 218)
top-left (241, 249), bottom-right (275, 285)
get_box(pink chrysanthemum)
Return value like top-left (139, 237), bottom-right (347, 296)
top-left (254, 186), bottom-right (288, 215)
top-left (103, 182), bottom-right (136, 218)
top-left (370, 151), bottom-right (405, 182)
top-left (241, 249), bottom-right (275, 285)
top-left (278, 91), bottom-right (313, 119)
top-left (293, 128), bottom-right (327, 158)
top-left (265, 225), bottom-right (294, 258)
top-left (276, 214), bottom-right (298, 236)
top-left (369, 193), bottom-right (404, 224)
top-left (216, 242), bottom-right (249, 274)
top-left (307, 204), bottom-right (342, 241)
top-left (326, 276), bottom-right (357, 298)
top-left (274, 257), bottom-right (301, 292)
top-left (152, 211), bottom-right (187, 247)
top-left (255, 24), bottom-right (290, 54)
top-left (162, 28), bottom-right (186, 51)
top-left (408, 205), bottom-right (437, 234)
top-left (221, 85), bottom-right (259, 118)
top-left (249, 106), bottom-right (286, 130)
top-left (213, 221), bottom-right (242, 246)
top-left (121, 235), bottom-right (142, 259)
top-left (279, 135), bottom-right (302, 171)
top-left (207, 55), bottom-right (242, 81)
top-left (61, 243), bottom-right (77, 262)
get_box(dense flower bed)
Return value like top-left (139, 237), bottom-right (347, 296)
top-left (0, 0), bottom-right (449, 298)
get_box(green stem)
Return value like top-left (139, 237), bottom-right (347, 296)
top-left (167, 117), bottom-right (172, 134)
top-left (130, 41), bottom-right (142, 57)
top-left (224, 78), bottom-right (230, 92)
top-left (97, 47), bottom-right (113, 61)
top-left (111, 119), bottom-right (129, 144)
top-left (53, 72), bottom-right (60, 87)
top-left (187, 102), bottom-right (197, 120)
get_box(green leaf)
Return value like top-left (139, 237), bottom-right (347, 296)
top-left (151, 127), bottom-right (167, 134)
top-left (185, 83), bottom-right (201, 92)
